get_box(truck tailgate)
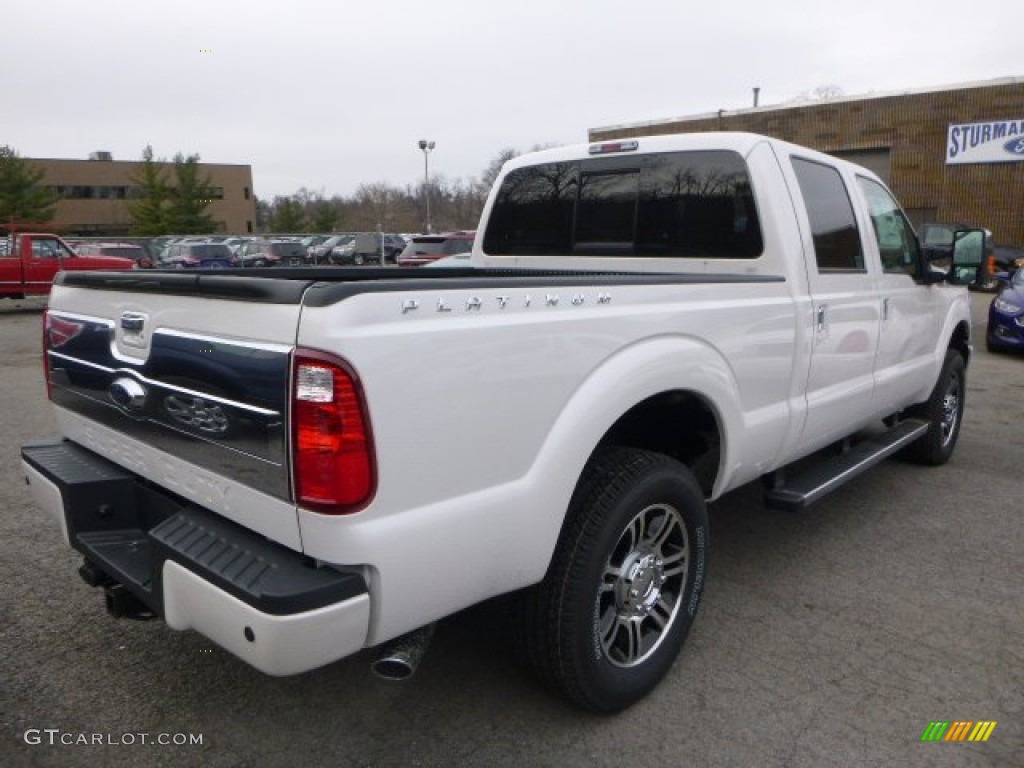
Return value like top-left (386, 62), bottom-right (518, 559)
top-left (43, 274), bottom-right (308, 550)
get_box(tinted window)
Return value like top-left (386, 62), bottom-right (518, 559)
top-left (444, 238), bottom-right (473, 255)
top-left (484, 151), bottom-right (761, 259)
top-left (574, 171), bottom-right (638, 254)
top-left (274, 242), bottom-right (305, 257)
top-left (404, 238), bottom-right (447, 256)
top-left (484, 162), bottom-right (578, 255)
top-left (637, 152), bottom-right (761, 258)
top-left (791, 158), bottom-right (863, 271)
top-left (402, 237), bottom-right (472, 256)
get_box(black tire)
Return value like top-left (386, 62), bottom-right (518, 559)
top-left (522, 447), bottom-right (708, 713)
top-left (902, 350), bottom-right (966, 465)
top-left (353, 254), bottom-right (365, 266)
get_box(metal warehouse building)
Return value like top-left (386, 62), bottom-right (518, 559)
top-left (590, 77), bottom-right (1024, 248)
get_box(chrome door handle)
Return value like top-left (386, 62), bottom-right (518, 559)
top-left (816, 304), bottom-right (827, 334)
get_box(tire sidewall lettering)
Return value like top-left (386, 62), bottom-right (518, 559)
top-left (688, 525), bottom-right (706, 617)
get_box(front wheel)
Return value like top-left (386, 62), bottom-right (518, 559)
top-left (902, 349), bottom-right (966, 465)
top-left (522, 447), bottom-right (708, 712)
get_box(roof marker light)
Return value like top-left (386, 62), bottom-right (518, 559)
top-left (588, 140), bottom-right (639, 155)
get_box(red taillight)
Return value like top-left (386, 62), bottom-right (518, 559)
top-left (292, 350), bottom-right (375, 514)
top-left (42, 311), bottom-right (83, 400)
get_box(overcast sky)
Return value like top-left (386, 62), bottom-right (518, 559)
top-left (2, 0), bottom-right (1021, 200)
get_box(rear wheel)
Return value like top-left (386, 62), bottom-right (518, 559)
top-left (522, 447), bottom-right (708, 713)
top-left (902, 350), bottom-right (966, 465)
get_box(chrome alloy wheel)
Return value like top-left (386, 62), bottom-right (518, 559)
top-left (940, 370), bottom-right (963, 447)
top-left (597, 503), bottom-right (689, 668)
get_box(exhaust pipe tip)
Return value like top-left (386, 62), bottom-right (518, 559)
top-left (372, 655), bottom-right (417, 681)
top-left (371, 624), bottom-right (435, 681)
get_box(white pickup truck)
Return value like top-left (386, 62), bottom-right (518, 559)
top-left (22, 133), bottom-right (976, 712)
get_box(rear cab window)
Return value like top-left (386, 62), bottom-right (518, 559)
top-left (483, 150), bottom-right (763, 259)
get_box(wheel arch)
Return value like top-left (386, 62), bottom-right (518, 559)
top-left (525, 335), bottom-right (740, 580)
top-left (949, 318), bottom-right (971, 365)
top-left (597, 389), bottom-right (724, 498)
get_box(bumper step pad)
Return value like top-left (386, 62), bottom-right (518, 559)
top-left (22, 439), bottom-right (366, 617)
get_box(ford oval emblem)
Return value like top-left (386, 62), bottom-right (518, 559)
top-left (108, 376), bottom-right (148, 413)
top-left (1003, 138), bottom-right (1024, 156)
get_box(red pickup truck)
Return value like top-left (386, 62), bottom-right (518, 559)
top-left (1, 232), bottom-right (135, 299)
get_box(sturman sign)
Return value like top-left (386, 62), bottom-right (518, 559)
top-left (947, 119), bottom-right (1024, 165)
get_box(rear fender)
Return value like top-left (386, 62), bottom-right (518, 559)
top-left (521, 335), bottom-right (743, 572)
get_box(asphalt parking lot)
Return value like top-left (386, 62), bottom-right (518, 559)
top-left (0, 291), bottom-right (1020, 768)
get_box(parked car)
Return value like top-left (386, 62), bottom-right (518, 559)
top-left (158, 242), bottom-right (235, 269)
top-left (222, 237), bottom-right (254, 255)
top-left (986, 267), bottom-right (1024, 353)
top-left (147, 235), bottom-right (178, 254)
top-left (331, 233), bottom-right (407, 265)
top-left (300, 235), bottom-right (332, 255)
top-left (381, 234), bottom-right (407, 263)
top-left (991, 245), bottom-right (1024, 273)
top-left (235, 240), bottom-right (306, 267)
top-left (1, 232), bottom-right (135, 299)
top-left (75, 242), bottom-right (154, 268)
top-left (309, 234), bottom-right (354, 264)
top-left (397, 231), bottom-right (475, 267)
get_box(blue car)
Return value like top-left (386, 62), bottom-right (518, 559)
top-left (987, 269), bottom-right (1024, 353)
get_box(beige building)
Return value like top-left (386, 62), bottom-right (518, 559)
top-left (29, 152), bottom-right (257, 236)
top-left (590, 77), bottom-right (1024, 247)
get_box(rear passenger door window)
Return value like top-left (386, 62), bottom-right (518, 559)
top-left (791, 157), bottom-right (864, 272)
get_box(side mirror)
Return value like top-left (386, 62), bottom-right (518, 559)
top-left (947, 228), bottom-right (987, 286)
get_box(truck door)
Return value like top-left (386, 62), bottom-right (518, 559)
top-left (855, 176), bottom-right (941, 414)
top-left (789, 157), bottom-right (881, 454)
top-left (24, 236), bottom-right (75, 294)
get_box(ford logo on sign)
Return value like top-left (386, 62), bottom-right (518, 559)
top-left (1003, 138), bottom-right (1024, 156)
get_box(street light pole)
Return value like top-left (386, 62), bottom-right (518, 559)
top-left (418, 139), bottom-right (435, 233)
